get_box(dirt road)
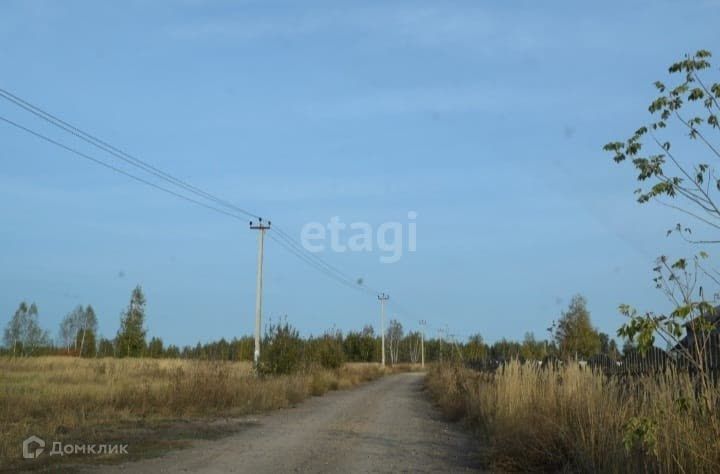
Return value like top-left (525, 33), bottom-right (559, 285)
top-left (90, 372), bottom-right (482, 473)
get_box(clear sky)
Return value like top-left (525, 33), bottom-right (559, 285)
top-left (1, 0), bottom-right (718, 347)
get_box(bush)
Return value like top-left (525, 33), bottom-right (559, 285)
top-left (258, 319), bottom-right (303, 375)
top-left (307, 330), bottom-right (345, 369)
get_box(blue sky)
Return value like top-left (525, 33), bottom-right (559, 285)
top-left (1, 0), bottom-right (718, 346)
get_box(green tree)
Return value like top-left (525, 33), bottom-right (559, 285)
top-left (520, 332), bottom-right (546, 360)
top-left (230, 336), bottom-right (253, 361)
top-left (78, 305), bottom-right (98, 357)
top-left (3, 302), bottom-right (50, 356)
top-left (259, 318), bottom-right (303, 375)
top-left (359, 325), bottom-right (376, 362)
top-left (599, 332), bottom-right (621, 360)
top-left (165, 344), bottom-right (181, 358)
top-left (603, 50), bottom-right (720, 228)
top-left (59, 306), bottom-right (81, 353)
top-left (464, 333), bottom-right (488, 360)
top-left (59, 305), bottom-right (97, 355)
top-left (604, 50), bottom-right (720, 395)
top-left (75, 328), bottom-right (97, 357)
top-left (116, 285), bottom-right (147, 357)
top-left (308, 329), bottom-right (345, 369)
top-left (97, 337), bottom-right (115, 357)
top-left (554, 295), bottom-right (601, 359)
top-left (490, 338), bottom-right (521, 360)
top-left (148, 337), bottom-right (164, 358)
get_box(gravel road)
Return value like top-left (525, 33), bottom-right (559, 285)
top-left (90, 372), bottom-right (482, 473)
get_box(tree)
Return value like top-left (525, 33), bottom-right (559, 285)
top-left (520, 332), bottom-right (546, 360)
top-left (4, 303), bottom-right (25, 356)
top-left (599, 332), bottom-right (620, 360)
top-left (404, 331), bottom-right (422, 364)
top-left (603, 50), bottom-right (720, 236)
top-left (359, 325), bottom-right (376, 362)
top-left (259, 317), bottom-right (303, 375)
top-left (464, 333), bottom-right (488, 360)
top-left (490, 338), bottom-right (521, 360)
top-left (165, 344), bottom-right (181, 358)
top-left (386, 319), bottom-right (403, 365)
top-left (78, 305), bottom-right (98, 357)
top-left (230, 336), bottom-right (253, 361)
top-left (58, 307), bottom-right (80, 353)
top-left (148, 337), bottom-right (164, 358)
top-left (3, 302), bottom-right (50, 356)
top-left (75, 328), bottom-right (97, 357)
top-left (97, 337), bottom-right (115, 357)
top-left (60, 305), bottom-right (98, 356)
top-left (554, 295), bottom-right (600, 359)
top-left (604, 50), bottom-right (720, 399)
top-left (311, 329), bottom-right (345, 369)
top-left (116, 285), bottom-right (147, 357)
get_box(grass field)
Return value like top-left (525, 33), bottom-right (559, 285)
top-left (427, 362), bottom-right (720, 473)
top-left (0, 357), bottom-right (392, 470)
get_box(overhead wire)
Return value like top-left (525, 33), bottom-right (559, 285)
top-left (0, 88), bottom-right (422, 328)
top-left (0, 87), bottom-right (385, 297)
top-left (0, 115), bottom-right (250, 221)
top-left (0, 87), bottom-right (260, 220)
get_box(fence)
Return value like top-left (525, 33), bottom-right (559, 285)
top-left (464, 332), bottom-right (720, 378)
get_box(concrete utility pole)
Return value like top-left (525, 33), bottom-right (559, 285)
top-left (250, 218), bottom-right (271, 369)
top-left (419, 320), bottom-right (427, 368)
top-left (378, 293), bottom-right (389, 366)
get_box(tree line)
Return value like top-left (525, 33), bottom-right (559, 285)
top-left (3, 285), bottom-right (623, 364)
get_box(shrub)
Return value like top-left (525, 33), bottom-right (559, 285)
top-left (258, 319), bottom-right (303, 375)
top-left (307, 330), bottom-right (345, 369)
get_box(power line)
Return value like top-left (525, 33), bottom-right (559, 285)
top-left (270, 226), bottom-right (379, 296)
top-left (0, 88), bottom-right (383, 297)
top-left (267, 232), bottom-right (375, 296)
top-left (0, 115), bottom-right (250, 221)
top-left (0, 87), bottom-right (260, 220)
top-left (0, 110), bottom-right (384, 301)
top-left (1, 89), bottom-right (422, 329)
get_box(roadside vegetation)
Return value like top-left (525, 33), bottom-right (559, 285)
top-left (427, 362), bottom-right (720, 473)
top-left (1, 291), bottom-right (421, 469)
top-left (0, 357), bottom-right (389, 469)
top-left (427, 50), bottom-right (720, 473)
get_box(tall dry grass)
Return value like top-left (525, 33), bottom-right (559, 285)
top-left (427, 362), bottom-right (720, 473)
top-left (0, 357), bottom-right (384, 469)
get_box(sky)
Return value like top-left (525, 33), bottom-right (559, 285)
top-left (1, 0), bottom-right (718, 347)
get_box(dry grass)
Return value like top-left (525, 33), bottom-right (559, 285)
top-left (0, 357), bottom-right (385, 469)
top-left (427, 362), bottom-right (720, 473)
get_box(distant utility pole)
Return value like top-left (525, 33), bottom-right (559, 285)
top-left (378, 293), bottom-right (389, 366)
top-left (250, 218), bottom-right (271, 370)
top-left (419, 320), bottom-right (427, 368)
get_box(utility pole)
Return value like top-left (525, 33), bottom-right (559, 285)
top-left (419, 320), bottom-right (426, 368)
top-left (378, 293), bottom-right (389, 366)
top-left (249, 218), bottom-right (271, 370)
